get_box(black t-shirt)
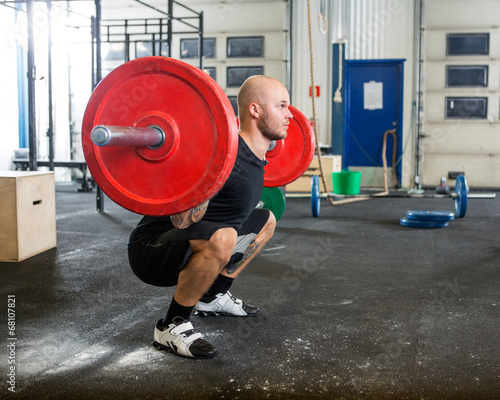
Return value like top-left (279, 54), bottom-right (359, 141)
top-left (203, 135), bottom-right (266, 228)
top-left (129, 135), bottom-right (266, 244)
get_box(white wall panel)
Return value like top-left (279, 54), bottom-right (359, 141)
top-left (423, 154), bottom-right (500, 189)
top-left (426, 0), bottom-right (500, 29)
top-left (425, 92), bottom-right (498, 121)
top-left (425, 29), bottom-right (500, 60)
top-left (343, 0), bottom-right (413, 61)
top-left (422, 0), bottom-right (500, 188)
top-left (425, 61), bottom-right (499, 90)
top-left (421, 122), bottom-right (500, 154)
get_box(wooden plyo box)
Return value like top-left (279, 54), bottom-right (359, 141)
top-left (286, 155), bottom-right (342, 192)
top-left (0, 172), bottom-right (57, 262)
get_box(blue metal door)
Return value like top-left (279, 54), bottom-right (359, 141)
top-left (344, 59), bottom-right (405, 184)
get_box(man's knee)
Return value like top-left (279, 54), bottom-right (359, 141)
top-left (263, 211), bottom-right (276, 239)
top-left (209, 228), bottom-right (237, 265)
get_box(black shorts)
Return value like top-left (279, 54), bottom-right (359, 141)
top-left (128, 208), bottom-right (270, 287)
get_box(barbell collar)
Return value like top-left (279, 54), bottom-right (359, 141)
top-left (91, 125), bottom-right (164, 148)
top-left (267, 140), bottom-right (277, 152)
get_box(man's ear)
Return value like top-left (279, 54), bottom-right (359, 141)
top-left (249, 102), bottom-right (261, 118)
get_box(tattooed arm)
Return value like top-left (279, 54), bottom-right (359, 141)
top-left (225, 238), bottom-right (261, 275)
top-left (170, 201), bottom-right (209, 229)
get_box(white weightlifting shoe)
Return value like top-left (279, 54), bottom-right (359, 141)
top-left (194, 291), bottom-right (259, 317)
top-left (153, 317), bottom-right (217, 359)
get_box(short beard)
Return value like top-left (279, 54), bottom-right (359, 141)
top-left (257, 110), bottom-right (286, 141)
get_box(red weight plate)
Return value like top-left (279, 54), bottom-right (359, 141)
top-left (264, 105), bottom-right (315, 187)
top-left (82, 57), bottom-right (238, 216)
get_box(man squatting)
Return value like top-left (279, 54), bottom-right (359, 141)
top-left (127, 75), bottom-right (293, 359)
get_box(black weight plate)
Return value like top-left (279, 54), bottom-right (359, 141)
top-left (400, 218), bottom-right (449, 229)
top-left (406, 210), bottom-right (455, 222)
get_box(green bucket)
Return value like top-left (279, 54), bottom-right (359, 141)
top-left (332, 171), bottom-right (362, 195)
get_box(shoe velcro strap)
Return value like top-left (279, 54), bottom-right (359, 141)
top-left (181, 332), bottom-right (204, 346)
top-left (219, 293), bottom-right (242, 308)
top-left (171, 321), bottom-right (195, 335)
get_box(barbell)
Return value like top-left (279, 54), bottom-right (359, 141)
top-left (82, 56), bottom-right (315, 216)
top-left (310, 173), bottom-right (476, 220)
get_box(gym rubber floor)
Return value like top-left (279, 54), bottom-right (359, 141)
top-left (1, 183), bottom-right (499, 400)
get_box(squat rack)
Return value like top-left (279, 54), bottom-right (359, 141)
top-left (92, 0), bottom-right (205, 88)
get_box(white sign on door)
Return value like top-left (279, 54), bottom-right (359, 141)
top-left (364, 81), bottom-right (383, 110)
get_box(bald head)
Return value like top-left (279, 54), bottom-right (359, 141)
top-left (237, 75), bottom-right (288, 122)
top-left (235, 75), bottom-right (292, 158)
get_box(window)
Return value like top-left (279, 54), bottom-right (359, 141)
top-left (445, 97), bottom-right (487, 119)
top-left (446, 33), bottom-right (489, 56)
top-left (227, 36), bottom-right (264, 58)
top-left (135, 41), bottom-right (168, 58)
top-left (228, 96), bottom-right (238, 116)
top-left (180, 38), bottom-right (216, 59)
top-left (203, 67), bottom-right (216, 81)
top-left (446, 66), bottom-right (488, 87)
top-left (226, 66), bottom-right (264, 87)
top-left (135, 42), bottom-right (152, 58)
top-left (102, 43), bottom-right (125, 61)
